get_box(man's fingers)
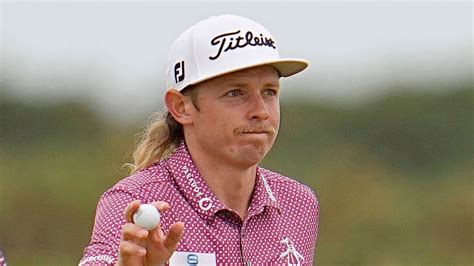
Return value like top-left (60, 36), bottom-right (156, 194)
top-left (151, 201), bottom-right (171, 213)
top-left (122, 223), bottom-right (149, 244)
top-left (163, 222), bottom-right (185, 252)
top-left (121, 201), bottom-right (183, 264)
top-left (123, 200), bottom-right (141, 223)
top-left (119, 240), bottom-right (146, 258)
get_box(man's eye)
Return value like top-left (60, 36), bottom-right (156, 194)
top-left (265, 89), bottom-right (278, 96)
top-left (226, 89), bottom-right (242, 97)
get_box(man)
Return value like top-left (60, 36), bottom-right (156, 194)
top-left (80, 14), bottom-right (319, 265)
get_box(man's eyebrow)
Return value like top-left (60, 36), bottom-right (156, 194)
top-left (263, 82), bottom-right (280, 87)
top-left (224, 82), bottom-right (247, 87)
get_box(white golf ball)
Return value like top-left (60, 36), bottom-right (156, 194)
top-left (133, 204), bottom-right (161, 231)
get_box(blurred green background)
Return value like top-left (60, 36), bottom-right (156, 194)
top-left (1, 83), bottom-right (472, 265)
top-left (1, 1), bottom-right (473, 265)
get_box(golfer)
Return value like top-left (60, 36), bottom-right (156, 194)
top-left (80, 14), bottom-right (319, 265)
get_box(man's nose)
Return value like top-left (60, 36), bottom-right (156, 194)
top-left (248, 94), bottom-right (270, 121)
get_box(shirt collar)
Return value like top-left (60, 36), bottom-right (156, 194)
top-left (164, 141), bottom-right (281, 221)
top-left (248, 167), bottom-right (282, 217)
top-left (164, 142), bottom-right (226, 221)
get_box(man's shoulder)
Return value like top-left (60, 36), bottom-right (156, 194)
top-left (106, 162), bottom-right (173, 196)
top-left (260, 167), bottom-right (318, 201)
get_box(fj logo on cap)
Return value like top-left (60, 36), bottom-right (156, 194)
top-left (209, 30), bottom-right (276, 60)
top-left (174, 61), bottom-right (185, 83)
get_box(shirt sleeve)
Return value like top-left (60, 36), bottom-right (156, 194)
top-left (310, 188), bottom-right (320, 264)
top-left (0, 250), bottom-right (7, 266)
top-left (79, 187), bottom-right (136, 266)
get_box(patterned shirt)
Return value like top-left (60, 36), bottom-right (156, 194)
top-left (0, 251), bottom-right (5, 266)
top-left (80, 142), bottom-right (319, 265)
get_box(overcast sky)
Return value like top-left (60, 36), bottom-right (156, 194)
top-left (1, 1), bottom-right (472, 123)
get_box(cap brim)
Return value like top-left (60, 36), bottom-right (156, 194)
top-left (185, 58), bottom-right (309, 89)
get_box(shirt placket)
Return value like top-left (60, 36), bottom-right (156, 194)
top-left (240, 218), bottom-right (252, 265)
top-left (240, 169), bottom-right (282, 265)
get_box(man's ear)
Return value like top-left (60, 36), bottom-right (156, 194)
top-left (165, 89), bottom-right (193, 125)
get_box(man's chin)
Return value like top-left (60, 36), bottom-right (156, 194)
top-left (237, 143), bottom-right (272, 165)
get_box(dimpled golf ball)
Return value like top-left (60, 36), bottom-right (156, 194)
top-left (133, 204), bottom-right (161, 231)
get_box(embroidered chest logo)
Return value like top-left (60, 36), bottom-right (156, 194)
top-left (181, 165), bottom-right (213, 211)
top-left (279, 238), bottom-right (304, 266)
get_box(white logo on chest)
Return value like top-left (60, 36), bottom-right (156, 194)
top-left (279, 238), bottom-right (304, 266)
top-left (182, 165), bottom-right (213, 211)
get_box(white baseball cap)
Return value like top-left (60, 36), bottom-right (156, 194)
top-left (166, 14), bottom-right (309, 91)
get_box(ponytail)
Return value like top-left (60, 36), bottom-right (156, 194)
top-left (123, 111), bottom-right (184, 175)
top-left (123, 85), bottom-right (199, 174)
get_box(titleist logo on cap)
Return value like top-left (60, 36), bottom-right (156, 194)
top-left (209, 30), bottom-right (276, 60)
top-left (165, 14), bottom-right (308, 91)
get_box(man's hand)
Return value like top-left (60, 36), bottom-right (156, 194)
top-left (117, 200), bottom-right (185, 266)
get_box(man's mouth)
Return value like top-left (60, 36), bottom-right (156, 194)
top-left (234, 126), bottom-right (276, 136)
top-left (242, 130), bottom-right (269, 134)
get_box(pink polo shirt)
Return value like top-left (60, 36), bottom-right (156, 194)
top-left (80, 142), bottom-right (319, 265)
top-left (0, 250), bottom-right (6, 266)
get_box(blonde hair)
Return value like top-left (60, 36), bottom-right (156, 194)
top-left (123, 111), bottom-right (184, 175)
top-left (123, 86), bottom-right (199, 174)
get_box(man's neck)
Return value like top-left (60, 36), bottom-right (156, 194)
top-left (198, 162), bottom-right (256, 219)
top-left (186, 143), bottom-right (257, 219)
